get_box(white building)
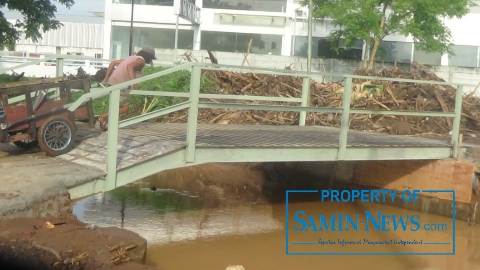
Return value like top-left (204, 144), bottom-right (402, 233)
top-left (2, 10), bottom-right (105, 58)
top-left (103, 0), bottom-right (480, 68)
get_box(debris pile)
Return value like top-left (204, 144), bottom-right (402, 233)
top-left (108, 244), bottom-right (137, 265)
top-left (161, 58), bottom-right (480, 136)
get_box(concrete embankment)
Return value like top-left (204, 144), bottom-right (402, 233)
top-left (265, 158), bottom-right (479, 223)
top-left (136, 157), bottom-right (480, 223)
top-left (0, 144), bottom-right (103, 222)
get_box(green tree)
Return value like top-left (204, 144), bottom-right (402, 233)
top-left (306, 0), bottom-right (476, 69)
top-left (0, 0), bottom-right (74, 48)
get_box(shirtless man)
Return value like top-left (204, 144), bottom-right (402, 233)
top-left (98, 46), bottom-right (156, 131)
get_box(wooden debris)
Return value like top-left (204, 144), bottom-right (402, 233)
top-left (123, 244), bottom-right (137, 251)
top-left (64, 252), bottom-right (89, 264)
top-left (433, 90), bottom-right (452, 130)
top-left (107, 245), bottom-right (120, 252)
top-left (52, 222), bottom-right (66, 226)
top-left (241, 39), bottom-right (253, 66)
top-left (206, 50), bottom-right (218, 64)
top-left (108, 244), bottom-right (137, 266)
top-left (159, 54), bottom-right (480, 136)
top-left (0, 76), bottom-right (69, 90)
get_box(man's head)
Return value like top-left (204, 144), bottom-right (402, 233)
top-left (136, 46), bottom-right (156, 64)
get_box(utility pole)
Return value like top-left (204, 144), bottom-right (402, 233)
top-left (128, 0), bottom-right (135, 56)
top-left (307, 0), bottom-right (313, 72)
top-left (300, 0), bottom-right (314, 127)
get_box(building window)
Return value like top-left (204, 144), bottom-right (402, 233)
top-left (94, 54), bottom-right (103, 66)
top-left (375, 41), bottom-right (412, 64)
top-left (412, 50), bottom-right (442, 66)
top-left (448, 45), bottom-right (478, 68)
top-left (112, 0), bottom-right (174, 7)
top-left (292, 37), bottom-right (362, 61)
top-left (200, 31), bottom-right (283, 55)
top-left (293, 36), bottom-right (319, 58)
top-left (215, 14), bottom-right (287, 28)
top-left (111, 26), bottom-right (194, 59)
top-left (203, 0), bottom-right (287, 13)
top-left (318, 38), bottom-right (363, 61)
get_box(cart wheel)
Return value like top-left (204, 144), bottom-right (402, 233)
top-left (13, 139), bottom-right (39, 149)
top-left (38, 115), bottom-right (76, 157)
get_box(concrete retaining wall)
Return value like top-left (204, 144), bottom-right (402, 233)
top-left (288, 159), bottom-right (474, 204)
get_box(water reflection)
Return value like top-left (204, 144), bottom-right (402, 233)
top-left (73, 183), bottom-right (480, 270)
top-left (73, 184), bottom-right (283, 246)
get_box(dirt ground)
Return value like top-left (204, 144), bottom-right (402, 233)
top-left (0, 216), bottom-right (158, 270)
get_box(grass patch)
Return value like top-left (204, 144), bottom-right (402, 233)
top-left (72, 66), bottom-right (216, 117)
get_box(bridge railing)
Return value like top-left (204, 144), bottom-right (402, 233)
top-left (0, 54), bottom-right (112, 76)
top-left (195, 63), bottom-right (465, 160)
top-left (80, 61), bottom-right (470, 190)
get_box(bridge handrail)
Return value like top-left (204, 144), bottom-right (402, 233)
top-left (194, 102), bottom-right (456, 117)
top-left (0, 54), bottom-right (113, 74)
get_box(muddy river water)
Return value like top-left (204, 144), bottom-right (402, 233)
top-left (73, 164), bottom-right (480, 270)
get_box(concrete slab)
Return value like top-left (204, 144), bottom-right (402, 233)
top-left (0, 143), bottom-right (104, 221)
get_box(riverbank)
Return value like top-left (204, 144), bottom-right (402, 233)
top-left (0, 215), bottom-right (156, 270)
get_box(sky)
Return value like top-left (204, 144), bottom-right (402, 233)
top-left (53, 0), bottom-right (105, 16)
top-left (1, 0), bottom-right (105, 17)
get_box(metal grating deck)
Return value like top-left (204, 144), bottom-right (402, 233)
top-left (119, 123), bottom-right (451, 148)
top-left (55, 122), bottom-right (452, 175)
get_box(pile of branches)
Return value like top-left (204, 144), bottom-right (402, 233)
top-left (160, 60), bottom-right (480, 136)
top-left (348, 62), bottom-right (480, 135)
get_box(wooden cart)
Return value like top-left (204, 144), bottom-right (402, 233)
top-left (0, 77), bottom-right (96, 156)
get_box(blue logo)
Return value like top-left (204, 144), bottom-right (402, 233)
top-left (285, 189), bottom-right (456, 256)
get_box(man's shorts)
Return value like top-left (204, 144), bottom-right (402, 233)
top-left (103, 83), bottom-right (131, 107)
top-left (119, 88), bottom-right (131, 107)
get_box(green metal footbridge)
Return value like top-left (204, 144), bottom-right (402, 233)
top-left (0, 55), bottom-right (470, 200)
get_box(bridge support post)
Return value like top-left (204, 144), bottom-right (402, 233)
top-left (186, 65), bottom-right (201, 162)
top-left (299, 77), bottom-right (310, 126)
top-left (451, 85), bottom-right (464, 159)
top-left (55, 57), bottom-right (64, 100)
top-left (338, 77), bottom-right (352, 160)
top-left (105, 90), bottom-right (121, 190)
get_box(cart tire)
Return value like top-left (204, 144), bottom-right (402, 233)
top-left (13, 139), bottom-right (39, 149)
top-left (38, 115), bottom-right (76, 157)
